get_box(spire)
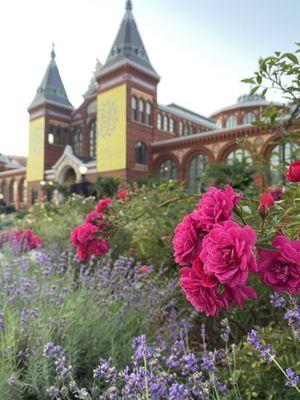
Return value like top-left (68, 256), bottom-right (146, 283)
top-left (100, 1), bottom-right (159, 78)
top-left (29, 45), bottom-right (74, 111)
top-left (84, 59), bottom-right (102, 98)
top-left (126, 0), bottom-right (132, 11)
top-left (51, 42), bottom-right (56, 59)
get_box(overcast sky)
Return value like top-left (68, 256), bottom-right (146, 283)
top-left (0, 0), bottom-right (299, 156)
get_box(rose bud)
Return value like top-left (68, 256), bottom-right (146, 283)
top-left (258, 192), bottom-right (275, 218)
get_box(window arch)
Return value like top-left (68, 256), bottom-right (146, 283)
top-left (169, 118), bottom-right (175, 133)
top-left (243, 112), bottom-right (256, 124)
top-left (269, 142), bottom-right (299, 184)
top-left (139, 99), bottom-right (145, 123)
top-left (184, 124), bottom-right (189, 136)
top-left (226, 148), bottom-right (252, 165)
top-left (135, 142), bottom-right (148, 165)
top-left (163, 115), bottom-right (168, 131)
top-left (189, 125), bottom-right (194, 135)
top-left (9, 180), bottom-right (14, 205)
top-left (74, 127), bottom-right (83, 155)
top-left (158, 159), bottom-right (177, 180)
top-left (188, 153), bottom-right (209, 193)
top-left (89, 120), bottom-right (97, 158)
top-left (226, 115), bottom-right (237, 128)
top-left (48, 125), bottom-right (55, 144)
top-left (132, 96), bottom-right (138, 121)
top-left (157, 113), bottom-right (162, 130)
top-left (179, 122), bottom-right (183, 136)
top-left (146, 102), bottom-right (152, 125)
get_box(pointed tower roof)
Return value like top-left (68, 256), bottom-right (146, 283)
top-left (29, 45), bottom-right (74, 111)
top-left (100, 1), bottom-right (159, 79)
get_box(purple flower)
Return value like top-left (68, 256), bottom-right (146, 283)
top-left (285, 368), bottom-right (300, 387)
top-left (169, 383), bottom-right (190, 400)
top-left (270, 293), bottom-right (286, 308)
top-left (247, 329), bottom-right (276, 363)
top-left (7, 375), bottom-right (16, 385)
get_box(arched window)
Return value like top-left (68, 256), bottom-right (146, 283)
top-left (135, 142), bottom-right (148, 165)
top-left (19, 179), bottom-right (25, 203)
top-left (89, 120), bottom-right (97, 158)
top-left (157, 113), bottom-right (162, 130)
top-left (9, 180), bottom-right (14, 205)
top-left (163, 115), bottom-right (168, 131)
top-left (146, 102), bottom-right (152, 125)
top-left (74, 127), bottom-right (83, 155)
top-left (179, 122), bottom-right (183, 136)
top-left (158, 159), bottom-right (177, 180)
top-left (132, 97), bottom-right (138, 121)
top-left (243, 112), bottom-right (256, 124)
top-left (189, 125), bottom-right (194, 135)
top-left (226, 115), bottom-right (237, 128)
top-left (184, 124), bottom-right (189, 136)
top-left (188, 153), bottom-right (208, 193)
top-left (48, 125), bottom-right (55, 144)
top-left (226, 148), bottom-right (252, 165)
top-left (56, 126), bottom-right (63, 144)
top-left (31, 189), bottom-right (38, 205)
top-left (139, 99), bottom-right (145, 123)
top-left (269, 142), bottom-right (299, 184)
top-left (216, 119), bottom-right (222, 129)
top-left (169, 118), bottom-right (174, 133)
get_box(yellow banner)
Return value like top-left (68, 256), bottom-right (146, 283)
top-left (27, 117), bottom-right (45, 182)
top-left (96, 84), bottom-right (127, 172)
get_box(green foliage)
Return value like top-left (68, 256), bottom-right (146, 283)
top-left (201, 159), bottom-right (256, 193)
top-left (18, 195), bottom-right (96, 249)
top-left (109, 180), bottom-right (195, 266)
top-left (91, 177), bottom-right (121, 198)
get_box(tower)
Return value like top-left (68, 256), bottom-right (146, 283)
top-left (27, 45), bottom-right (73, 204)
top-left (96, 0), bottom-right (160, 179)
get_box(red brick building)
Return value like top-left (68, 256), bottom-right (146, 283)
top-left (0, 0), bottom-right (292, 209)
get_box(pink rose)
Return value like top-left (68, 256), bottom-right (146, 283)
top-left (259, 193), bottom-right (275, 207)
top-left (196, 186), bottom-right (242, 231)
top-left (258, 236), bottom-right (300, 295)
top-left (180, 266), bottom-right (229, 316)
top-left (173, 212), bottom-right (204, 266)
top-left (117, 189), bottom-right (129, 200)
top-left (225, 285), bottom-right (257, 309)
top-left (95, 198), bottom-right (112, 214)
top-left (200, 221), bottom-right (257, 287)
top-left (285, 160), bottom-right (300, 182)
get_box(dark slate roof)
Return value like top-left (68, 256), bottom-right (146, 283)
top-left (99, 0), bottom-right (159, 78)
top-left (29, 47), bottom-right (74, 111)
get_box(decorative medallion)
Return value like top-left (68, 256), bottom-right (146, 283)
top-left (254, 137), bottom-right (264, 146)
top-left (98, 101), bottom-right (118, 139)
top-left (212, 144), bottom-right (221, 153)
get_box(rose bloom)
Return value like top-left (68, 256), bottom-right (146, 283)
top-left (196, 186), bottom-right (242, 231)
top-left (95, 198), bottom-right (112, 214)
top-left (285, 160), bottom-right (300, 182)
top-left (200, 221), bottom-right (257, 287)
top-left (267, 187), bottom-right (283, 201)
top-left (180, 257), bottom-right (256, 316)
top-left (173, 212), bottom-right (204, 266)
top-left (117, 189), bottom-right (129, 200)
top-left (259, 192), bottom-right (275, 207)
top-left (258, 236), bottom-right (300, 295)
top-left (180, 265), bottom-right (228, 316)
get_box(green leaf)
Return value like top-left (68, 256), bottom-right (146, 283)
top-left (256, 243), bottom-right (278, 251)
top-left (250, 86), bottom-right (259, 95)
top-left (284, 53), bottom-right (299, 64)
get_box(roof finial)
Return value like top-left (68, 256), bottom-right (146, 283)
top-left (126, 0), bottom-right (132, 11)
top-left (51, 43), bottom-right (56, 59)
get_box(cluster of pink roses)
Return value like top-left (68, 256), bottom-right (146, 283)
top-left (174, 186), bottom-right (257, 316)
top-left (71, 198), bottom-right (112, 261)
top-left (174, 182), bottom-right (300, 316)
top-left (0, 229), bottom-right (43, 250)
